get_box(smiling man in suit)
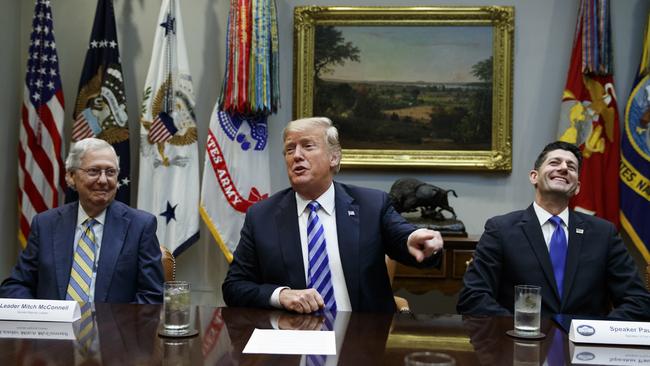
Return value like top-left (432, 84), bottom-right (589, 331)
top-left (457, 141), bottom-right (650, 320)
top-left (0, 138), bottom-right (163, 304)
top-left (223, 117), bottom-right (444, 313)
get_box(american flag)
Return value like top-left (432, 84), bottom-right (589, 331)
top-left (148, 112), bottom-right (178, 143)
top-left (71, 112), bottom-right (95, 141)
top-left (18, 0), bottom-right (65, 248)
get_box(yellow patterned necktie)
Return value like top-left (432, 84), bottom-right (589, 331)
top-left (76, 302), bottom-right (97, 358)
top-left (66, 218), bottom-right (97, 302)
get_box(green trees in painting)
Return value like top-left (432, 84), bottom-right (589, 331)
top-left (314, 26), bottom-right (360, 78)
top-left (313, 26), bottom-right (493, 150)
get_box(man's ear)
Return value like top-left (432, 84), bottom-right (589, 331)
top-left (529, 169), bottom-right (538, 186)
top-left (65, 171), bottom-right (76, 190)
top-left (571, 181), bottom-right (581, 197)
top-left (329, 151), bottom-right (340, 169)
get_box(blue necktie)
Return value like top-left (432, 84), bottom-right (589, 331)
top-left (307, 310), bottom-right (336, 366)
top-left (546, 327), bottom-right (566, 366)
top-left (548, 216), bottom-right (567, 298)
top-left (307, 201), bottom-right (337, 311)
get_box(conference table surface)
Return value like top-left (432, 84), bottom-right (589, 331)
top-left (0, 303), bottom-right (616, 365)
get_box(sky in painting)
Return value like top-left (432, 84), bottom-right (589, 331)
top-left (321, 26), bottom-right (493, 83)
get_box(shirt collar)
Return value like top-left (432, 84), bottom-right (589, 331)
top-left (532, 201), bottom-right (569, 227)
top-left (77, 204), bottom-right (107, 226)
top-left (295, 182), bottom-right (335, 216)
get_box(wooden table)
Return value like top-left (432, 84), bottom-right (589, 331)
top-left (393, 235), bottom-right (479, 295)
top-left (0, 304), bottom-right (582, 365)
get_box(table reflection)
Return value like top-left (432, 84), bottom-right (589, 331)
top-left (0, 304), bottom-right (637, 365)
top-left (462, 315), bottom-right (563, 366)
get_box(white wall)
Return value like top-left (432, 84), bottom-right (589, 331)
top-left (2, 0), bottom-right (648, 312)
top-left (0, 0), bottom-right (21, 278)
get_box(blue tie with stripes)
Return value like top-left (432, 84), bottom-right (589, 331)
top-left (306, 310), bottom-right (336, 366)
top-left (66, 218), bottom-right (97, 303)
top-left (549, 216), bottom-right (567, 298)
top-left (307, 201), bottom-right (337, 311)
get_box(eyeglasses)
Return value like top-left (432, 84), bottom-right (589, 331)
top-left (77, 167), bottom-right (119, 178)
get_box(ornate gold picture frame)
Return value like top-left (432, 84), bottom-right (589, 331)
top-left (293, 6), bottom-right (514, 170)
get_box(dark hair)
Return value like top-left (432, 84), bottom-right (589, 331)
top-left (533, 141), bottom-right (582, 171)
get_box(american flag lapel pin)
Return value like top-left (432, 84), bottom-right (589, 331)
top-left (576, 228), bottom-right (584, 234)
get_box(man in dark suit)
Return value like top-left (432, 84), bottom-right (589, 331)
top-left (457, 141), bottom-right (650, 320)
top-left (223, 117), bottom-right (444, 313)
top-left (0, 138), bottom-right (163, 304)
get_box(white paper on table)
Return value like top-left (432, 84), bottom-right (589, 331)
top-left (243, 328), bottom-right (336, 355)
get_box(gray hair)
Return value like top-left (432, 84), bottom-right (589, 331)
top-left (283, 117), bottom-right (342, 173)
top-left (65, 138), bottom-right (119, 172)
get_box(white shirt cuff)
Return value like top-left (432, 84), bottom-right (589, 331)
top-left (270, 286), bottom-right (290, 308)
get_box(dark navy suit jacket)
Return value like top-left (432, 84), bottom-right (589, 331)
top-left (0, 200), bottom-right (164, 304)
top-left (457, 205), bottom-right (650, 320)
top-left (222, 182), bottom-right (441, 312)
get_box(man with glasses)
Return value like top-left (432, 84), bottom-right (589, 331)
top-left (0, 138), bottom-right (163, 304)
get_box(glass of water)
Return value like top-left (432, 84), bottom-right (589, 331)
top-left (514, 285), bottom-right (541, 336)
top-left (163, 281), bottom-right (191, 334)
top-left (404, 352), bottom-right (456, 366)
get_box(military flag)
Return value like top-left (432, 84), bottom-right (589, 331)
top-left (18, 0), bottom-right (66, 248)
top-left (71, 0), bottom-right (130, 203)
top-left (557, 0), bottom-right (620, 227)
top-left (138, 0), bottom-right (199, 256)
top-left (200, 308), bottom-right (233, 365)
top-left (621, 12), bottom-right (650, 262)
top-left (200, 0), bottom-right (279, 261)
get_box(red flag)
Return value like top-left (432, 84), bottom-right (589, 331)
top-left (18, 0), bottom-right (66, 247)
top-left (557, 0), bottom-right (620, 227)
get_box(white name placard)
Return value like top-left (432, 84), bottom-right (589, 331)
top-left (570, 343), bottom-right (650, 365)
top-left (0, 320), bottom-right (76, 340)
top-left (569, 319), bottom-right (650, 346)
top-left (0, 298), bottom-right (80, 322)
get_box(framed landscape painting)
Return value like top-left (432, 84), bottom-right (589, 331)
top-left (293, 6), bottom-right (514, 170)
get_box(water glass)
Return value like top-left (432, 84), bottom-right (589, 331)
top-left (514, 285), bottom-right (541, 336)
top-left (404, 352), bottom-right (456, 366)
top-left (163, 281), bottom-right (191, 334)
top-left (513, 341), bottom-right (540, 366)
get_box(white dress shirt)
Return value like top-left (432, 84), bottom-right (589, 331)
top-left (74, 206), bottom-right (107, 302)
top-left (270, 183), bottom-right (352, 311)
top-left (532, 202), bottom-right (569, 250)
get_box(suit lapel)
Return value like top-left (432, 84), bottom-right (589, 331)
top-left (95, 202), bottom-right (129, 302)
top-left (520, 205), bottom-right (562, 303)
top-left (561, 211), bottom-right (585, 306)
top-left (276, 192), bottom-right (306, 289)
top-left (54, 203), bottom-right (79, 299)
top-left (334, 183), bottom-right (360, 310)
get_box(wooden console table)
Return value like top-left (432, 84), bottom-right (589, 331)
top-left (393, 235), bottom-right (479, 296)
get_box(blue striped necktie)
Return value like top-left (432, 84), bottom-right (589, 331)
top-left (67, 218), bottom-right (97, 303)
top-left (307, 311), bottom-right (336, 366)
top-left (307, 201), bottom-right (337, 311)
top-left (548, 216), bottom-right (567, 298)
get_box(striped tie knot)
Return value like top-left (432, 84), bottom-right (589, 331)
top-left (308, 201), bottom-right (320, 214)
